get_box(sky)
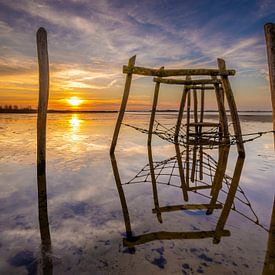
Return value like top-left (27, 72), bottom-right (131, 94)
top-left (0, 0), bottom-right (274, 111)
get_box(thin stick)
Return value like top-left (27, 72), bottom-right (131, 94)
top-left (110, 56), bottom-right (136, 154)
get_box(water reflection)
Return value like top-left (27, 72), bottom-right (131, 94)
top-left (37, 162), bottom-right (52, 274)
top-left (68, 114), bottom-right (83, 142)
top-left (69, 114), bottom-right (82, 130)
top-left (111, 145), bottom-right (244, 249)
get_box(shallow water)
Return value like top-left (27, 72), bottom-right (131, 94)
top-left (0, 113), bottom-right (274, 274)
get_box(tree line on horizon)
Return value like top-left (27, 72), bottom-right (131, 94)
top-left (0, 105), bottom-right (35, 113)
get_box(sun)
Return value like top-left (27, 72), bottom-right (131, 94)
top-left (67, 96), bottom-right (83, 107)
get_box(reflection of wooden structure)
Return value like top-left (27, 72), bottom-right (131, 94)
top-left (110, 150), bottom-right (244, 247)
top-left (111, 56), bottom-right (245, 157)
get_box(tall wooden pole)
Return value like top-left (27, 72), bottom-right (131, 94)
top-left (264, 23), bottom-right (275, 131)
top-left (110, 56), bottom-right (136, 154)
top-left (37, 27), bottom-right (49, 171)
top-left (36, 28), bottom-right (52, 274)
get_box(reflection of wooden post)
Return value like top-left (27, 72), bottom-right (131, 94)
top-left (213, 156), bottom-right (245, 243)
top-left (110, 154), bottom-right (133, 238)
top-left (264, 23), bottom-right (275, 131)
top-left (175, 144), bottom-right (188, 201)
top-left (37, 28), bottom-right (49, 170)
top-left (148, 145), bottom-right (162, 223)
top-left (218, 59), bottom-right (245, 157)
top-left (263, 195), bottom-right (275, 274)
top-left (110, 56), bottom-right (136, 154)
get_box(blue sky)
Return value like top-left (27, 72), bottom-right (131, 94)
top-left (0, 0), bottom-right (274, 110)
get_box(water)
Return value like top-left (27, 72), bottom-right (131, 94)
top-left (0, 113), bottom-right (274, 274)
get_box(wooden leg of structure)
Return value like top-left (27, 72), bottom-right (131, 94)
top-left (217, 58), bottom-right (245, 157)
top-left (186, 91), bottom-right (191, 187)
top-left (199, 86), bottom-right (205, 180)
top-left (110, 56), bottom-right (136, 154)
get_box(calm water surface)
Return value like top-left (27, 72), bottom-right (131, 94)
top-left (0, 113), bottom-right (274, 274)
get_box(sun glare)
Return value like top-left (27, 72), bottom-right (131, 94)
top-left (67, 96), bottom-right (83, 107)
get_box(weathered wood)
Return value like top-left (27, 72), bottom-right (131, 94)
top-left (148, 68), bottom-right (163, 146)
top-left (154, 77), bottom-right (221, 85)
top-left (152, 203), bottom-right (223, 213)
top-left (184, 85), bottom-right (214, 90)
top-left (174, 82), bottom-right (189, 141)
top-left (186, 91), bottom-right (191, 187)
top-left (123, 66), bottom-right (235, 76)
top-left (263, 195), bottom-right (275, 274)
top-left (37, 28), bottom-right (49, 168)
top-left (207, 146), bottom-right (230, 213)
top-left (110, 56), bottom-right (136, 154)
top-left (199, 86), bottom-right (205, 180)
top-left (123, 230), bottom-right (230, 247)
top-left (148, 145), bottom-right (162, 223)
top-left (218, 58), bottom-right (245, 157)
top-left (175, 143), bottom-right (188, 201)
top-left (213, 156), bottom-right (245, 243)
top-left (212, 76), bottom-right (229, 140)
top-left (264, 23), bottom-right (275, 131)
top-left (191, 145), bottom-right (197, 183)
top-left (110, 153), bottom-right (133, 238)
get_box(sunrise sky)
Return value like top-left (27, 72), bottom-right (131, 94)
top-left (0, 0), bottom-right (274, 111)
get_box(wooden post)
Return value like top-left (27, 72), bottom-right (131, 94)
top-left (186, 91), bottom-right (191, 187)
top-left (218, 58), bottom-right (245, 157)
top-left (36, 27), bottom-right (52, 273)
top-left (148, 67), bottom-right (163, 146)
top-left (264, 23), bottom-right (275, 131)
top-left (37, 27), bottom-right (49, 170)
top-left (110, 56), bottom-right (136, 154)
top-left (199, 86), bottom-right (205, 180)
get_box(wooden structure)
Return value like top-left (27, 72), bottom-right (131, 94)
top-left (110, 56), bottom-right (245, 158)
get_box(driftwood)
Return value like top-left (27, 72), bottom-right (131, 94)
top-left (154, 77), bottom-right (221, 85)
top-left (123, 65), bottom-right (235, 76)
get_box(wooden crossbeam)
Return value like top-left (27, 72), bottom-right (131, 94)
top-left (123, 65), bottom-right (235, 76)
top-left (153, 77), bottom-right (221, 85)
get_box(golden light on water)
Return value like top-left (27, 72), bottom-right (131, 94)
top-left (69, 114), bottom-right (82, 129)
top-left (67, 96), bottom-right (84, 107)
